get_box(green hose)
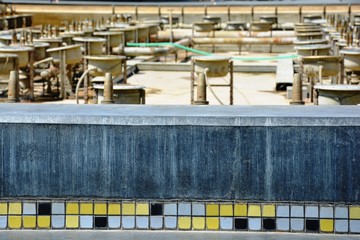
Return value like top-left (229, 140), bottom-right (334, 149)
top-left (127, 42), bottom-right (298, 61)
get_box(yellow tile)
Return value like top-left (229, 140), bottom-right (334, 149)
top-left (80, 203), bottom-right (93, 215)
top-left (206, 217), bottom-right (219, 230)
top-left (320, 219), bottom-right (334, 233)
top-left (66, 202), bottom-right (79, 214)
top-left (122, 203), bottom-right (135, 215)
top-left (262, 204), bottom-right (275, 217)
top-left (94, 203), bottom-right (107, 215)
top-left (206, 204), bottom-right (219, 216)
top-left (192, 217), bottom-right (205, 230)
top-left (38, 216), bottom-right (51, 229)
top-left (136, 203), bottom-right (149, 215)
top-left (234, 203), bottom-right (247, 217)
top-left (108, 203), bottom-right (121, 215)
top-left (0, 203), bottom-right (7, 215)
top-left (66, 215), bottom-right (79, 229)
top-left (248, 204), bottom-right (261, 217)
top-left (9, 202), bottom-right (22, 215)
top-left (8, 216), bottom-right (22, 229)
top-left (220, 204), bottom-right (233, 217)
top-left (178, 217), bottom-right (191, 230)
top-left (23, 216), bottom-right (36, 229)
top-left (350, 206), bottom-right (360, 219)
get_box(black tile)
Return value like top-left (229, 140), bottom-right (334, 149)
top-left (306, 219), bottom-right (319, 232)
top-left (151, 203), bottom-right (163, 216)
top-left (95, 216), bottom-right (108, 228)
top-left (38, 202), bottom-right (51, 215)
top-left (234, 218), bottom-right (248, 230)
top-left (263, 218), bottom-right (276, 231)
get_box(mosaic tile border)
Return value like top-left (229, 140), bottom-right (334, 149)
top-left (0, 200), bottom-right (359, 234)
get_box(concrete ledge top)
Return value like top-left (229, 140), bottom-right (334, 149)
top-left (0, 104), bottom-right (359, 126)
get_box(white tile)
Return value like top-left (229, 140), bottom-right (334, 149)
top-left (108, 216), bottom-right (121, 229)
top-left (248, 218), bottom-right (261, 231)
top-left (291, 205), bottom-right (304, 218)
top-left (277, 218), bottom-right (290, 231)
top-left (136, 216), bottom-right (149, 229)
top-left (335, 219), bottom-right (348, 233)
top-left (276, 205), bottom-right (289, 217)
top-left (178, 203), bottom-right (191, 216)
top-left (320, 206), bottom-right (333, 218)
top-left (0, 216), bottom-right (7, 229)
top-left (305, 205), bottom-right (318, 218)
top-left (80, 215), bottom-right (93, 229)
top-left (291, 218), bottom-right (304, 231)
top-left (23, 203), bottom-right (36, 215)
top-left (52, 215), bottom-right (65, 228)
top-left (164, 216), bottom-right (177, 229)
top-left (164, 203), bottom-right (177, 216)
top-left (335, 206), bottom-right (348, 219)
top-left (150, 216), bottom-right (163, 229)
top-left (122, 216), bottom-right (135, 229)
top-left (220, 217), bottom-right (233, 230)
top-left (52, 202), bottom-right (65, 215)
top-left (192, 203), bottom-right (205, 216)
top-left (350, 220), bottom-right (360, 233)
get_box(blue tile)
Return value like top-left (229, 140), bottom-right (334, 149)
top-left (291, 205), bottom-right (304, 218)
top-left (335, 219), bottom-right (348, 233)
top-left (291, 218), bottom-right (304, 231)
top-left (80, 216), bottom-right (93, 229)
top-left (192, 203), bottom-right (205, 216)
top-left (277, 218), bottom-right (289, 231)
top-left (52, 215), bottom-right (65, 228)
top-left (320, 206), bottom-right (333, 219)
top-left (164, 203), bottom-right (177, 216)
top-left (164, 216), bottom-right (177, 229)
top-left (52, 203), bottom-right (65, 215)
top-left (335, 206), bottom-right (348, 219)
top-left (277, 205), bottom-right (289, 217)
top-left (350, 220), bottom-right (360, 233)
top-left (305, 205), bottom-right (318, 218)
top-left (122, 216), bottom-right (135, 229)
top-left (23, 203), bottom-right (36, 215)
top-left (136, 216), bottom-right (149, 229)
top-left (220, 217), bottom-right (233, 230)
top-left (108, 216), bottom-right (121, 229)
top-left (0, 216), bottom-right (7, 229)
top-left (248, 218), bottom-right (261, 231)
top-left (178, 203), bottom-right (191, 216)
top-left (150, 216), bottom-right (163, 229)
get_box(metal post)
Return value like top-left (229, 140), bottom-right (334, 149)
top-left (290, 73), bottom-right (305, 105)
top-left (194, 71), bottom-right (209, 105)
top-left (190, 59), bottom-right (195, 104)
top-left (60, 50), bottom-right (66, 99)
top-left (102, 72), bottom-right (114, 104)
top-left (123, 59), bottom-right (127, 84)
top-left (230, 60), bottom-right (233, 105)
top-left (29, 50), bottom-right (34, 101)
top-left (7, 69), bottom-right (19, 103)
top-left (227, 5), bottom-right (231, 22)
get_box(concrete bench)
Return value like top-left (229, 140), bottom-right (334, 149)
top-left (275, 54), bottom-right (294, 90)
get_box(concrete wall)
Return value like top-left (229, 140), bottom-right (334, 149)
top-left (0, 104), bottom-right (359, 203)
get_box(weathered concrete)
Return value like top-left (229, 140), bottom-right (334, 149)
top-left (0, 104), bottom-right (359, 202)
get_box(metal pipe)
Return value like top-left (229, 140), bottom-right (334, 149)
top-left (192, 37), bottom-right (295, 45)
top-left (124, 38), bottom-right (190, 56)
top-left (6, 70), bottom-right (19, 103)
top-left (156, 30), bottom-right (295, 42)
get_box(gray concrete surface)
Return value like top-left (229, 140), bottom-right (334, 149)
top-left (0, 230), bottom-right (359, 240)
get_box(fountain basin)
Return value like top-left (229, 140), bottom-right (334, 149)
top-left (192, 56), bottom-right (231, 78)
top-left (314, 84), bottom-right (360, 105)
top-left (301, 56), bottom-right (342, 77)
top-left (296, 32), bottom-right (324, 40)
top-left (295, 44), bottom-right (331, 57)
top-left (249, 22), bottom-right (272, 32)
top-left (84, 55), bottom-right (126, 76)
top-left (93, 31), bottom-right (124, 47)
top-left (93, 84), bottom-right (145, 104)
top-left (340, 47), bottom-right (360, 71)
top-left (0, 54), bottom-right (18, 75)
top-left (226, 22), bottom-right (246, 31)
top-left (73, 37), bottom-right (106, 55)
top-left (193, 22), bottom-right (215, 33)
top-left (109, 27), bottom-right (136, 43)
top-left (0, 45), bottom-right (34, 67)
top-left (47, 44), bottom-right (82, 65)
